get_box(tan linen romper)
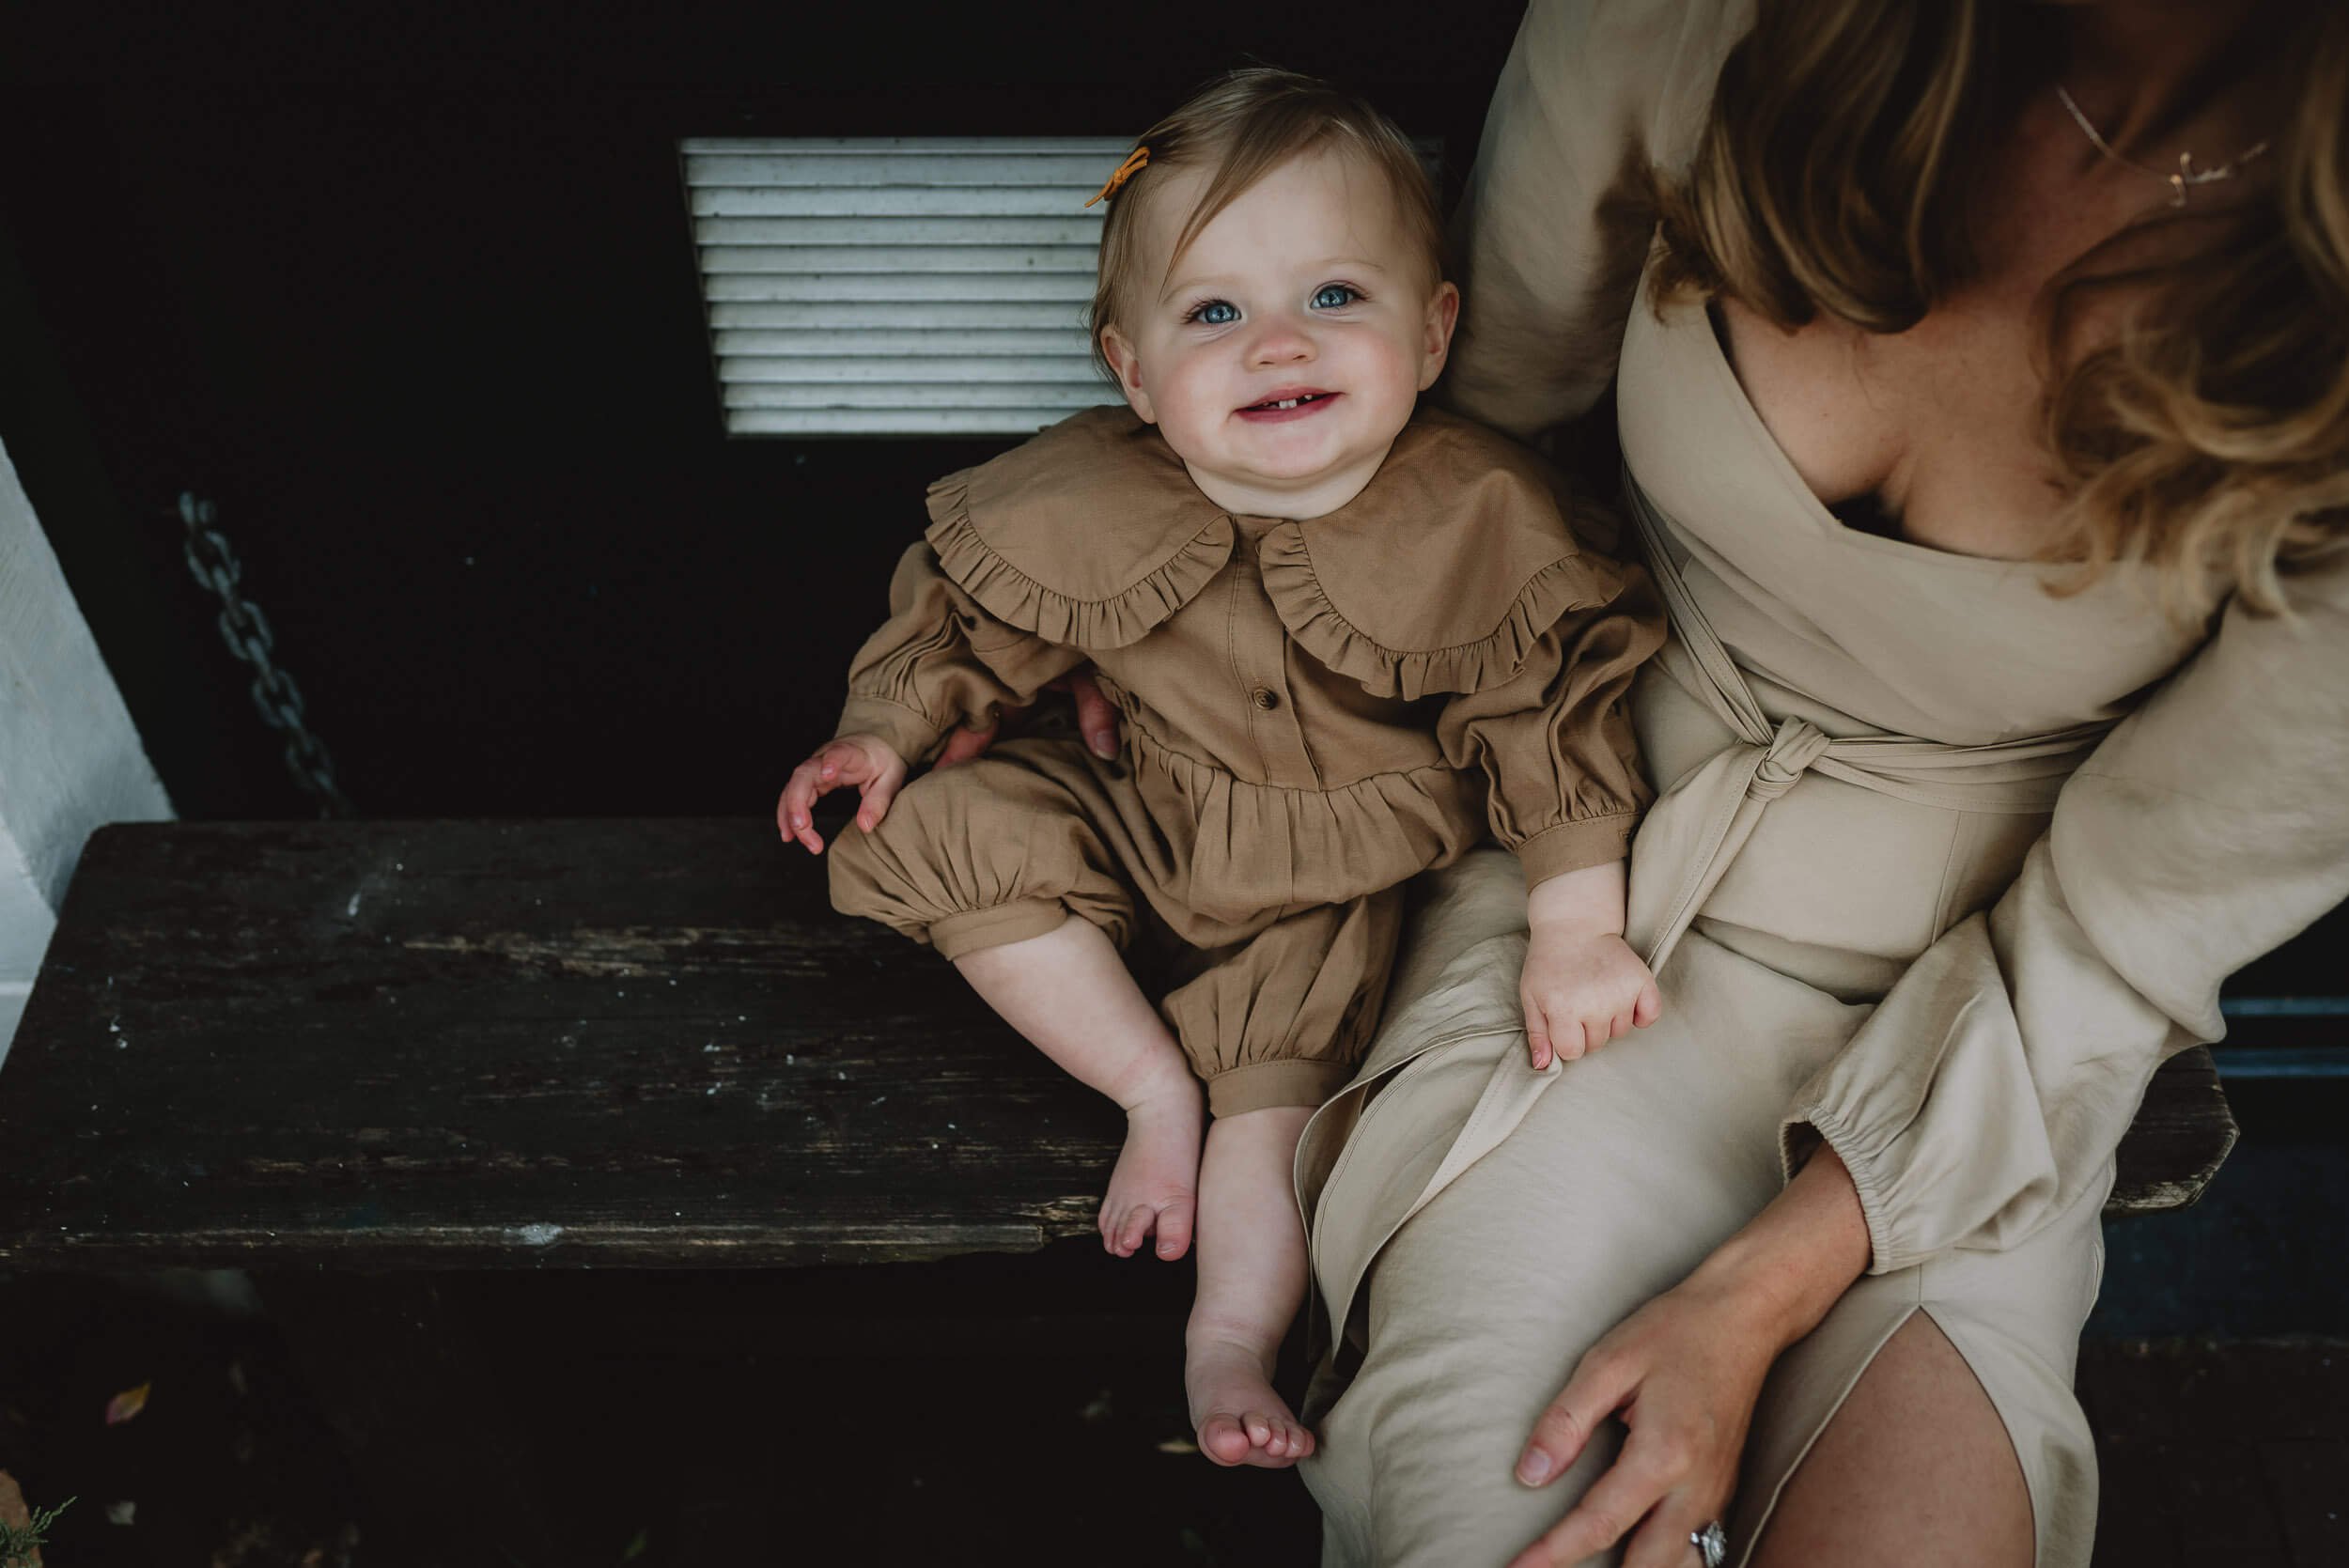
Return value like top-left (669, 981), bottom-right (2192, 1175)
top-left (1294, 3), bottom-right (2349, 1565)
top-left (826, 405), bottom-right (1663, 1116)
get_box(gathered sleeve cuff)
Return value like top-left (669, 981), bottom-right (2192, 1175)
top-left (1782, 549), bottom-right (2349, 1273)
top-left (1431, 551), bottom-right (1666, 886)
top-left (832, 539), bottom-right (1087, 765)
top-left (1513, 814), bottom-right (1641, 887)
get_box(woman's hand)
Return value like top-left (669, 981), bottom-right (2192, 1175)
top-left (934, 670), bottom-right (1122, 768)
top-left (1505, 1271), bottom-right (1769, 1567)
top-left (1507, 1147), bottom-right (1874, 1567)
top-left (776, 734), bottom-right (907, 853)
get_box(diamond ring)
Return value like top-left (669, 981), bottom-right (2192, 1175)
top-left (1691, 1519), bottom-right (1729, 1567)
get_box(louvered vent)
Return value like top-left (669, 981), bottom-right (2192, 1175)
top-left (682, 138), bottom-right (1130, 437)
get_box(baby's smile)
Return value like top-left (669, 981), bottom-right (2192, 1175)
top-left (1237, 387), bottom-right (1342, 420)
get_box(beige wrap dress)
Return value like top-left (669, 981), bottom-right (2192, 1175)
top-left (1293, 3), bottom-right (2349, 1564)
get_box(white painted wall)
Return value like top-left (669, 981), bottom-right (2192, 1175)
top-left (0, 435), bottom-right (174, 1063)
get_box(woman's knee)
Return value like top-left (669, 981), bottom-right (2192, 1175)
top-left (1312, 1334), bottom-right (1622, 1568)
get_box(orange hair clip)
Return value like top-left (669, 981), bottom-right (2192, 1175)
top-left (1083, 147), bottom-right (1149, 209)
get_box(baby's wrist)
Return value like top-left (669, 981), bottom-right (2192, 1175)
top-left (863, 735), bottom-right (910, 771)
top-left (1525, 859), bottom-right (1627, 936)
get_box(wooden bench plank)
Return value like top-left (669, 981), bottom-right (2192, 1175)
top-left (2112, 1040), bottom-right (2235, 1217)
top-left (0, 818), bottom-right (2234, 1268)
top-left (0, 819), bottom-right (1122, 1268)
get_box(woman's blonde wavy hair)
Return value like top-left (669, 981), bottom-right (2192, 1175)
top-left (1651, 0), bottom-right (2349, 618)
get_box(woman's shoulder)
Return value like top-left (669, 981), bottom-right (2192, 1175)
top-left (1511, 0), bottom-right (1755, 168)
top-left (1261, 410), bottom-right (1641, 700)
top-left (921, 406), bottom-right (1235, 649)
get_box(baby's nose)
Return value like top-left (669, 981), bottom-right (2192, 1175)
top-left (1248, 318), bottom-right (1315, 364)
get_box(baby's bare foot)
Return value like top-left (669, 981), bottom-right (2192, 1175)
top-left (1099, 1073), bottom-right (1203, 1260)
top-left (1187, 1334), bottom-right (1315, 1468)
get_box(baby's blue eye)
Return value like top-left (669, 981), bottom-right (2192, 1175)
top-left (1312, 284), bottom-right (1360, 309)
top-left (1192, 300), bottom-right (1239, 326)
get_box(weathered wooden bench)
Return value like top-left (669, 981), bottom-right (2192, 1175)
top-left (0, 817), bottom-right (2243, 1558)
top-left (0, 819), bottom-right (2237, 1267)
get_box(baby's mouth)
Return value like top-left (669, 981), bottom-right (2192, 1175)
top-left (1238, 390), bottom-right (1339, 415)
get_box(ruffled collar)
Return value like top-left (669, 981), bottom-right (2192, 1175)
top-left (923, 407), bottom-right (1229, 648)
top-left (925, 403), bottom-right (1626, 694)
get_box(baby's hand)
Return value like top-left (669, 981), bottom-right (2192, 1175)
top-left (1518, 924), bottom-right (1661, 1071)
top-left (776, 734), bottom-right (908, 855)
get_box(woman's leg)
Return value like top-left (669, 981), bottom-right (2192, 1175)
top-left (1301, 923), bottom-right (2096, 1567)
top-left (1304, 933), bottom-right (1832, 1566)
top-left (1188, 1103), bottom-right (1319, 1467)
top-left (1750, 1312), bottom-right (2032, 1568)
top-left (1730, 1164), bottom-right (2107, 1568)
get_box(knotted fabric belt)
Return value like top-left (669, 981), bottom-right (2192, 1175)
top-left (1620, 474), bottom-right (2113, 974)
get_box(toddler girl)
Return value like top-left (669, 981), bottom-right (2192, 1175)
top-left (778, 69), bottom-right (1664, 1468)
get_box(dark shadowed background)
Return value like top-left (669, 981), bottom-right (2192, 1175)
top-left (0, 0), bottom-right (1530, 822)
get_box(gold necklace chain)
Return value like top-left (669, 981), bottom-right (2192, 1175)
top-left (2054, 84), bottom-right (2273, 208)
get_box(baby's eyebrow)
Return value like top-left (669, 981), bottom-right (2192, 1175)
top-left (1158, 256), bottom-right (1395, 303)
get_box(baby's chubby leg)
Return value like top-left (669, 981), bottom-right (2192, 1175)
top-left (1187, 1103), bottom-right (1317, 1468)
top-left (954, 917), bottom-right (1203, 1261)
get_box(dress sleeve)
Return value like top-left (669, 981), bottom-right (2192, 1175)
top-left (1786, 549), bottom-right (2349, 1273)
top-left (833, 540), bottom-right (1086, 765)
top-left (1435, 559), bottom-right (1667, 888)
top-left (1442, 0), bottom-right (1742, 442)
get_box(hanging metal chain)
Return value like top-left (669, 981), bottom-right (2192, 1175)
top-left (176, 491), bottom-right (352, 816)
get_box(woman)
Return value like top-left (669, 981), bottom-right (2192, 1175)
top-left (1290, 1), bottom-right (2346, 1565)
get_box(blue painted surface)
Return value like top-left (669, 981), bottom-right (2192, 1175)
top-left (2220, 997), bottom-right (2349, 1017)
top-left (2091, 1079), bottom-right (2349, 1339)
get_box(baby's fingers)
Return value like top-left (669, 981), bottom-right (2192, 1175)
top-left (778, 778), bottom-right (834, 853)
top-left (853, 768), bottom-right (902, 832)
top-left (1633, 974), bottom-right (1662, 1028)
top-left (933, 716), bottom-right (1000, 770)
top-left (777, 791), bottom-right (828, 853)
top-left (780, 745), bottom-right (863, 852)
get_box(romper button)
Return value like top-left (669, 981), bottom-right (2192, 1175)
top-left (1252, 687), bottom-right (1280, 711)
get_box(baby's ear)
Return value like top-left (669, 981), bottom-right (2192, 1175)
top-left (1417, 282), bottom-right (1462, 392)
top-left (1098, 326), bottom-right (1158, 424)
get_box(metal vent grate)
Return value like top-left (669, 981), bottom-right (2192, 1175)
top-left (682, 137), bottom-right (1129, 437)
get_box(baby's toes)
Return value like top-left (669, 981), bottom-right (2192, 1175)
top-left (1123, 1203), bottom-right (1168, 1258)
top-left (1235, 1414), bottom-right (1303, 1469)
top-left (1256, 1413), bottom-right (1310, 1458)
top-left (1153, 1196), bottom-right (1196, 1261)
top-left (1198, 1412), bottom-right (1253, 1467)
